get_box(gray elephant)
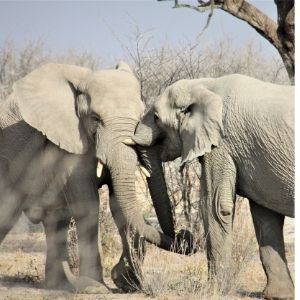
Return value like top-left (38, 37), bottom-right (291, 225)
top-left (0, 62), bottom-right (190, 292)
top-left (129, 74), bottom-right (294, 299)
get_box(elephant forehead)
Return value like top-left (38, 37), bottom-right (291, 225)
top-left (87, 71), bottom-right (144, 118)
top-left (88, 70), bottom-right (140, 95)
top-left (153, 100), bottom-right (176, 128)
top-left (154, 82), bottom-right (190, 120)
top-left (167, 80), bottom-right (191, 107)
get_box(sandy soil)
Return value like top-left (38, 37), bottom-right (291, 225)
top-left (0, 208), bottom-right (294, 300)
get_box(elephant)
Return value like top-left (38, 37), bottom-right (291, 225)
top-left (129, 74), bottom-right (294, 299)
top-left (0, 62), bottom-right (192, 293)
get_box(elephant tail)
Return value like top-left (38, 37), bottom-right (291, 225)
top-left (62, 261), bottom-right (78, 288)
top-left (62, 261), bottom-right (110, 294)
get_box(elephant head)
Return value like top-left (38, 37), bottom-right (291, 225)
top-left (122, 78), bottom-right (224, 257)
top-left (131, 79), bottom-right (224, 167)
top-left (13, 62), bottom-right (191, 253)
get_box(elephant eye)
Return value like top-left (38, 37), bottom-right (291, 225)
top-left (182, 104), bottom-right (194, 115)
top-left (91, 114), bottom-right (101, 122)
top-left (154, 112), bottom-right (160, 122)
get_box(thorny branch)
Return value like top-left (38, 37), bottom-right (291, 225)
top-left (158, 0), bottom-right (294, 83)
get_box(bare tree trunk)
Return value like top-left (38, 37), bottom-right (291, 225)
top-left (221, 0), bottom-right (294, 83)
top-left (165, 0), bottom-right (294, 83)
top-left (274, 0), bottom-right (294, 83)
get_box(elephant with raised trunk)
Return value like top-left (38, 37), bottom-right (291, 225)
top-left (0, 62), bottom-right (191, 293)
top-left (130, 74), bottom-right (294, 299)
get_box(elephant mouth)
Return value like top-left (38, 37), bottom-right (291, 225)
top-left (96, 158), bottom-right (151, 180)
top-left (161, 148), bottom-right (180, 162)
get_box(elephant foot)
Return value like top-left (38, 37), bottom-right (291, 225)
top-left (111, 260), bottom-right (141, 292)
top-left (64, 277), bottom-right (110, 294)
top-left (45, 277), bottom-right (72, 291)
top-left (263, 282), bottom-right (294, 300)
top-left (81, 282), bottom-right (110, 294)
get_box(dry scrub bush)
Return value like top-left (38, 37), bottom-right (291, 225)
top-left (126, 199), bottom-right (257, 299)
top-left (123, 30), bottom-right (289, 105)
top-left (0, 40), bottom-right (102, 100)
top-left (0, 40), bottom-right (46, 99)
top-left (67, 218), bottom-right (80, 275)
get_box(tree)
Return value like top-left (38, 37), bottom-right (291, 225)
top-left (158, 0), bottom-right (294, 84)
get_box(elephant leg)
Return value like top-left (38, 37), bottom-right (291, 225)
top-left (42, 206), bottom-right (71, 290)
top-left (0, 190), bottom-right (23, 243)
top-left (249, 201), bottom-right (294, 299)
top-left (59, 175), bottom-right (110, 294)
top-left (74, 210), bottom-right (103, 282)
top-left (109, 192), bottom-right (146, 292)
top-left (200, 150), bottom-right (237, 289)
top-left (66, 176), bottom-right (103, 283)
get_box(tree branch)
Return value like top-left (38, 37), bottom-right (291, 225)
top-left (173, 2), bottom-right (213, 13)
top-left (172, 0), bottom-right (280, 49)
top-left (219, 0), bottom-right (280, 49)
top-left (199, 0), bottom-right (215, 34)
top-left (158, 0), bottom-right (294, 82)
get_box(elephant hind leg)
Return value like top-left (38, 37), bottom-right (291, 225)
top-left (43, 207), bottom-right (71, 290)
top-left (0, 191), bottom-right (23, 243)
top-left (249, 201), bottom-right (294, 299)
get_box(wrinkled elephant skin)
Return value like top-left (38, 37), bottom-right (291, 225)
top-left (0, 62), bottom-right (181, 292)
top-left (133, 74), bottom-right (294, 299)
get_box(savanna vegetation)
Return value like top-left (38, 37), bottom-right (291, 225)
top-left (0, 34), bottom-right (293, 299)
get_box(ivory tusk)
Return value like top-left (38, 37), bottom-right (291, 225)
top-left (139, 166), bottom-right (151, 178)
top-left (123, 138), bottom-right (136, 145)
top-left (96, 161), bottom-right (104, 178)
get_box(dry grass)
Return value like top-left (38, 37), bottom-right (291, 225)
top-left (123, 199), bottom-right (261, 299)
top-left (118, 198), bottom-right (294, 300)
top-left (0, 200), bottom-right (294, 299)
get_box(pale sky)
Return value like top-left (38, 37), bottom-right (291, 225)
top-left (0, 1), bottom-right (279, 64)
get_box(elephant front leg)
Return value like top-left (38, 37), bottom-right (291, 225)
top-left (66, 175), bottom-right (109, 293)
top-left (67, 178), bottom-right (104, 283)
top-left (75, 211), bottom-right (103, 282)
top-left (200, 151), bottom-right (237, 291)
top-left (249, 201), bottom-right (294, 299)
top-left (109, 193), bottom-right (146, 292)
top-left (43, 207), bottom-right (71, 290)
top-left (111, 232), bottom-right (146, 292)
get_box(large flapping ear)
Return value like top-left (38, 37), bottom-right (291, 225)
top-left (14, 63), bottom-right (92, 154)
top-left (115, 61), bottom-right (133, 73)
top-left (180, 85), bottom-right (224, 166)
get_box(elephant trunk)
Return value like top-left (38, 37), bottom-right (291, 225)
top-left (96, 118), bottom-right (193, 254)
top-left (132, 109), bottom-right (162, 146)
top-left (137, 145), bottom-right (175, 238)
top-left (107, 142), bottom-right (176, 250)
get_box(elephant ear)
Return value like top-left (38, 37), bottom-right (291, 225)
top-left (180, 85), bottom-right (224, 166)
top-left (14, 63), bottom-right (92, 154)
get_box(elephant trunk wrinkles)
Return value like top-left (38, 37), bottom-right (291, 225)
top-left (137, 145), bottom-right (175, 238)
top-left (133, 110), bottom-right (162, 146)
top-left (107, 142), bottom-right (176, 251)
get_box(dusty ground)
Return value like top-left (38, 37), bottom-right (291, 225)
top-left (0, 201), bottom-right (294, 300)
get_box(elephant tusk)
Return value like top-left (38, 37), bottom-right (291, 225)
top-left (139, 165), bottom-right (151, 178)
top-left (96, 161), bottom-right (104, 178)
top-left (123, 138), bottom-right (136, 145)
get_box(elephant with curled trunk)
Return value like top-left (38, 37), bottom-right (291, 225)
top-left (0, 62), bottom-right (191, 292)
top-left (130, 74), bottom-right (294, 299)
